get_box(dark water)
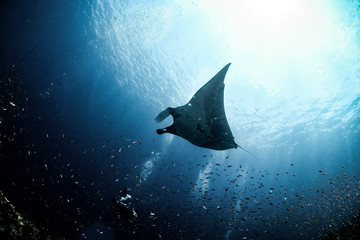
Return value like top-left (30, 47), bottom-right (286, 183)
top-left (1, 1), bottom-right (360, 239)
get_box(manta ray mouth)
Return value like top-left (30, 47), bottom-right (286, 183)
top-left (156, 129), bottom-right (166, 135)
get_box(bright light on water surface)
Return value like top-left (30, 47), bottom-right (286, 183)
top-left (99, 0), bottom-right (359, 156)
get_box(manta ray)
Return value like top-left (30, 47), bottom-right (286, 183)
top-left (155, 63), bottom-right (256, 156)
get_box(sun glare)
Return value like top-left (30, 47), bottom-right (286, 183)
top-left (196, 0), bottom-right (342, 97)
top-left (201, 0), bottom-right (337, 56)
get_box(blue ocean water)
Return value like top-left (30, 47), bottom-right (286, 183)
top-left (0, 0), bottom-right (359, 239)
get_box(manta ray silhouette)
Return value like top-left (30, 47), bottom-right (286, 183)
top-left (155, 63), bottom-right (256, 156)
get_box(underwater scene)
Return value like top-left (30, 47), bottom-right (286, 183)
top-left (1, 0), bottom-right (360, 239)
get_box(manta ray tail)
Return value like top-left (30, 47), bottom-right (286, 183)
top-left (155, 107), bottom-right (172, 123)
top-left (236, 144), bottom-right (258, 159)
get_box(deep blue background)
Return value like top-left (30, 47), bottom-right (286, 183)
top-left (1, 1), bottom-right (360, 239)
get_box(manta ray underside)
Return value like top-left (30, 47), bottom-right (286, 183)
top-left (155, 63), bottom-right (243, 151)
